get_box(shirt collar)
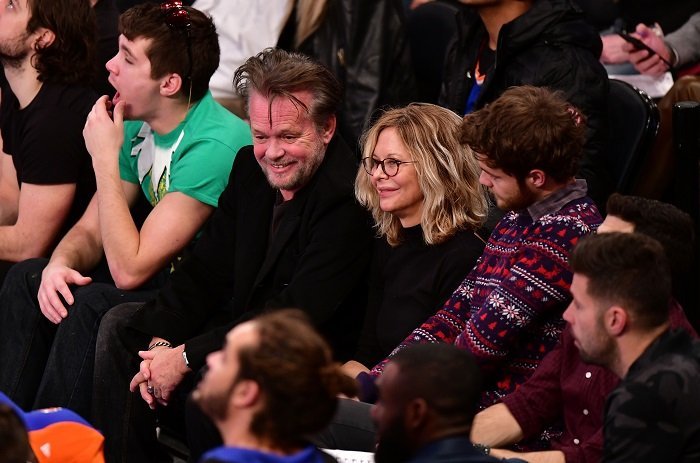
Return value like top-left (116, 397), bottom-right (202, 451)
top-left (526, 179), bottom-right (588, 221)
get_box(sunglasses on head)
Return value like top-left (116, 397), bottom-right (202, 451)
top-left (161, 0), bottom-right (191, 30)
top-left (160, 0), bottom-right (193, 94)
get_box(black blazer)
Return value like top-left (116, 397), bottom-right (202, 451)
top-left (127, 136), bottom-right (373, 369)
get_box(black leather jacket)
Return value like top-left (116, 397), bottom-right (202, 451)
top-left (440, 0), bottom-right (611, 206)
top-left (279, 0), bottom-right (416, 148)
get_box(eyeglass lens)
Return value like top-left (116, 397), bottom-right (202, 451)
top-left (363, 158), bottom-right (401, 177)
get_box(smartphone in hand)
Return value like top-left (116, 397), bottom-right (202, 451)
top-left (617, 33), bottom-right (672, 67)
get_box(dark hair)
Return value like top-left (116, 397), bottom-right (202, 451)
top-left (119, 2), bottom-right (219, 102)
top-left (237, 309), bottom-right (357, 450)
top-left (0, 405), bottom-right (34, 463)
top-left (27, 0), bottom-right (96, 85)
top-left (391, 344), bottom-right (482, 428)
top-left (461, 85), bottom-right (586, 182)
top-left (605, 193), bottom-right (695, 279)
top-left (570, 232), bottom-right (672, 329)
top-left (233, 48), bottom-right (341, 132)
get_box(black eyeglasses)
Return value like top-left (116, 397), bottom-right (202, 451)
top-left (361, 157), bottom-right (417, 177)
top-left (161, 1), bottom-right (193, 101)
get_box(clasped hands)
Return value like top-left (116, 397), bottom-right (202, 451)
top-left (129, 342), bottom-right (189, 409)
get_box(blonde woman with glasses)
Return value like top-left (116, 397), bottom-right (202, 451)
top-left (342, 103), bottom-right (489, 381)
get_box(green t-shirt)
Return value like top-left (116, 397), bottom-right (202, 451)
top-left (119, 91), bottom-right (251, 207)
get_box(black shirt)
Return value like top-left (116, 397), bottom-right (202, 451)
top-left (0, 75), bottom-right (98, 239)
top-left (355, 225), bottom-right (486, 367)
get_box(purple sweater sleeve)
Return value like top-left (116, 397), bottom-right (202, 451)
top-left (371, 215), bottom-right (591, 377)
top-left (453, 224), bottom-right (579, 372)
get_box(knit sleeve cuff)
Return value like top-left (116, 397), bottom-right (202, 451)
top-left (356, 372), bottom-right (378, 404)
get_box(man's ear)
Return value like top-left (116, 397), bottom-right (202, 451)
top-left (605, 306), bottom-right (628, 337)
top-left (527, 169), bottom-right (547, 188)
top-left (231, 379), bottom-right (260, 408)
top-left (160, 73), bottom-right (184, 98)
top-left (319, 114), bottom-right (336, 145)
top-left (34, 28), bottom-right (56, 50)
top-left (403, 398), bottom-right (429, 431)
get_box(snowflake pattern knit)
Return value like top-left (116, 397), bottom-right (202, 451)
top-left (371, 197), bottom-right (602, 408)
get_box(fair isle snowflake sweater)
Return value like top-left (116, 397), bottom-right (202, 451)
top-left (370, 183), bottom-right (602, 408)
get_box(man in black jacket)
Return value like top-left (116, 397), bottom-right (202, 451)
top-left (92, 48), bottom-right (373, 462)
top-left (440, 0), bottom-right (610, 207)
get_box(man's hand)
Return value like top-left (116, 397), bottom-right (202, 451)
top-left (83, 96), bottom-right (125, 170)
top-left (625, 23), bottom-right (672, 76)
top-left (600, 34), bottom-right (630, 64)
top-left (37, 262), bottom-right (92, 324)
top-left (129, 369), bottom-right (158, 410)
top-left (128, 347), bottom-right (174, 410)
top-left (341, 360), bottom-right (370, 378)
top-left (136, 345), bottom-right (190, 405)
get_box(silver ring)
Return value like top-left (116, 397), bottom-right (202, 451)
top-left (147, 386), bottom-right (154, 395)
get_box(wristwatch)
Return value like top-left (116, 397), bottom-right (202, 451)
top-left (474, 443), bottom-right (491, 455)
top-left (182, 349), bottom-right (190, 369)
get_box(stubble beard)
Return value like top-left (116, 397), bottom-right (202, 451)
top-left (576, 321), bottom-right (618, 369)
top-left (497, 181), bottom-right (538, 211)
top-left (0, 33), bottom-right (31, 70)
top-left (264, 139), bottom-right (326, 193)
top-left (192, 383), bottom-right (231, 423)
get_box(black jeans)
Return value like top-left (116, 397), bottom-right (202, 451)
top-left (313, 398), bottom-right (376, 452)
top-left (94, 302), bottom-right (175, 462)
top-left (0, 258), bottom-right (158, 418)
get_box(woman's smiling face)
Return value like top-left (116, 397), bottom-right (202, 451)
top-left (370, 127), bottom-right (424, 227)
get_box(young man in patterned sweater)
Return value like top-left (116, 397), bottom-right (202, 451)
top-left (366, 86), bottom-right (602, 407)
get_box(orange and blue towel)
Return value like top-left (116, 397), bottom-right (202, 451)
top-left (0, 392), bottom-right (104, 463)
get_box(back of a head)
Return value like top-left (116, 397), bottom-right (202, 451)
top-left (238, 309), bottom-right (357, 450)
top-left (391, 344), bottom-right (482, 429)
top-left (0, 405), bottom-right (34, 463)
top-left (119, 2), bottom-right (219, 102)
top-left (605, 193), bottom-right (695, 278)
top-left (570, 232), bottom-right (672, 329)
top-left (461, 85), bottom-right (586, 183)
top-left (233, 48), bottom-right (341, 132)
top-left (28, 0), bottom-right (96, 86)
top-left (356, 103), bottom-right (488, 246)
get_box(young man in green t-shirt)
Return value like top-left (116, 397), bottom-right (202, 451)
top-left (0, 2), bottom-right (250, 419)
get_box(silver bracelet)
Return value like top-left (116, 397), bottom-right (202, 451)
top-left (148, 341), bottom-right (172, 350)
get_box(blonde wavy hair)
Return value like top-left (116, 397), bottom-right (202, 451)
top-left (355, 103), bottom-right (488, 246)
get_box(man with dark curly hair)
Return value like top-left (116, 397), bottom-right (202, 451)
top-left (0, 0), bottom-right (98, 280)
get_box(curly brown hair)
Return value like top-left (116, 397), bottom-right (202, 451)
top-left (27, 0), bottom-right (96, 86)
top-left (462, 85), bottom-right (587, 183)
